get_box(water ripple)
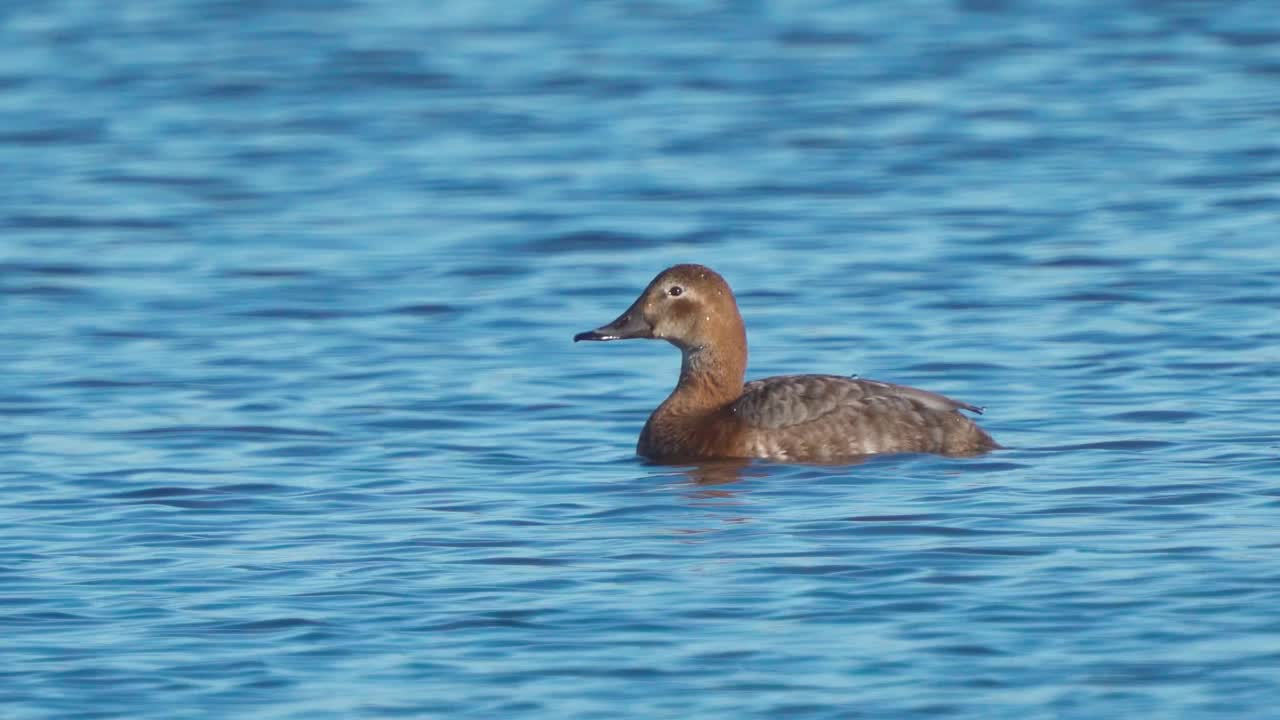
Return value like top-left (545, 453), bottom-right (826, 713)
top-left (1, 0), bottom-right (1278, 718)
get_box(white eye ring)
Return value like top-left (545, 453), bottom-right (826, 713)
top-left (667, 286), bottom-right (684, 297)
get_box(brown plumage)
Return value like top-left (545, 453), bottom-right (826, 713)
top-left (574, 264), bottom-right (1000, 463)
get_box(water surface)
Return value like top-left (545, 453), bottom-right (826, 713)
top-left (2, 1), bottom-right (1279, 718)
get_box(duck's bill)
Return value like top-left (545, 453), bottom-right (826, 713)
top-left (573, 311), bottom-right (653, 342)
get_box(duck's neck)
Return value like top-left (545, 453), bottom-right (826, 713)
top-left (667, 334), bottom-right (747, 413)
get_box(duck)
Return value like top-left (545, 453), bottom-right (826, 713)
top-left (573, 264), bottom-right (999, 463)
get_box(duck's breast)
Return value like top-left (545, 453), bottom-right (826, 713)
top-left (637, 404), bottom-right (753, 462)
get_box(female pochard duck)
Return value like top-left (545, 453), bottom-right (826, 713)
top-left (574, 264), bottom-right (999, 463)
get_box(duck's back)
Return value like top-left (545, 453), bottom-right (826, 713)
top-left (729, 374), bottom-right (998, 461)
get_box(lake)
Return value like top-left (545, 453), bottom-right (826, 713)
top-left (2, 1), bottom-right (1278, 718)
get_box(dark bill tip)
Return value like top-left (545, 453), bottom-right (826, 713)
top-left (573, 330), bottom-right (615, 342)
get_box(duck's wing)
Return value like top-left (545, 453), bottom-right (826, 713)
top-left (730, 374), bottom-right (982, 431)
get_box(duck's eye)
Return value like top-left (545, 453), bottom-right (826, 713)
top-left (667, 286), bottom-right (684, 297)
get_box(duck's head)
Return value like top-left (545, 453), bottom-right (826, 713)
top-left (573, 264), bottom-right (743, 352)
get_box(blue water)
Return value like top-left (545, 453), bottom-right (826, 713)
top-left (3, 1), bottom-right (1279, 717)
